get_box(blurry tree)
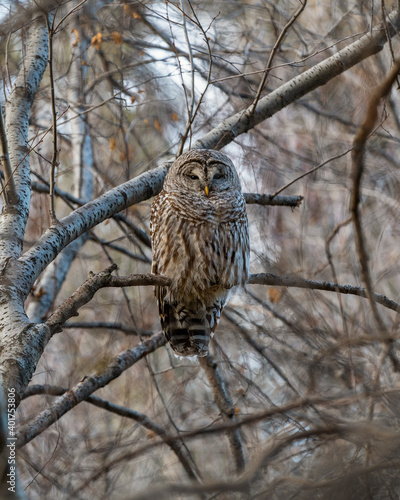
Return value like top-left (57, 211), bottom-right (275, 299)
top-left (1, 0), bottom-right (400, 498)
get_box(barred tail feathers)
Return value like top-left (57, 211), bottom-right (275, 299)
top-left (157, 290), bottom-right (220, 356)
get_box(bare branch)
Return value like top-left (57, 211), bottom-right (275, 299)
top-left (271, 148), bottom-right (352, 198)
top-left (18, 165), bottom-right (168, 295)
top-left (63, 321), bottom-right (153, 336)
top-left (199, 354), bottom-right (246, 473)
top-left (22, 384), bottom-right (199, 482)
top-left (248, 273), bottom-right (400, 313)
top-left (350, 60), bottom-right (400, 332)
top-left (249, 0), bottom-right (307, 114)
top-left (45, 14), bottom-right (58, 225)
top-left (0, 105), bottom-right (14, 204)
top-left (16, 333), bottom-right (166, 448)
top-left (193, 10), bottom-right (400, 150)
top-left (244, 193), bottom-right (303, 207)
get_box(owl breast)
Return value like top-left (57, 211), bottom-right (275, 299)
top-left (151, 191), bottom-right (248, 303)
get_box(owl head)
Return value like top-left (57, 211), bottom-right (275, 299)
top-left (163, 149), bottom-right (242, 197)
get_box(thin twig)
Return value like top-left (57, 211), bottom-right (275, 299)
top-left (16, 332), bottom-right (166, 447)
top-left (179, 0), bottom-right (195, 146)
top-left (249, 0), bottom-right (307, 115)
top-left (271, 147), bottom-right (351, 198)
top-left (53, 0), bottom-right (88, 33)
top-left (45, 14), bottom-right (59, 224)
top-left (177, 0), bottom-right (213, 155)
top-left (0, 104), bottom-right (13, 205)
top-left (22, 384), bottom-right (199, 482)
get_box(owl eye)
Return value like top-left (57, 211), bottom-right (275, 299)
top-left (187, 174), bottom-right (199, 180)
top-left (214, 173), bottom-right (225, 180)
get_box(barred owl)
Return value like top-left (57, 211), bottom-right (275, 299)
top-left (150, 149), bottom-right (249, 357)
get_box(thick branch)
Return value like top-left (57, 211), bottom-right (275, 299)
top-left (18, 165), bottom-right (168, 296)
top-left (243, 193), bottom-right (303, 207)
top-left (0, 105), bottom-right (14, 204)
top-left (0, 16), bottom-right (49, 258)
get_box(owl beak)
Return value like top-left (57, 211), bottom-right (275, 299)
top-left (204, 185), bottom-right (209, 197)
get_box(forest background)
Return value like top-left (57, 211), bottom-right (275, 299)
top-left (1, 0), bottom-right (400, 498)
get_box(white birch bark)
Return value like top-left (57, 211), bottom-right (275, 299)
top-left (0, 16), bottom-right (48, 259)
top-left (0, 15), bottom-right (50, 401)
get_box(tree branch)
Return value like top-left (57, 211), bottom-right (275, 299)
top-left (0, 15), bottom-right (49, 258)
top-left (0, 104), bottom-right (14, 204)
top-left (22, 384), bottom-right (199, 482)
top-left (199, 354), bottom-right (246, 472)
top-left (193, 10), bottom-right (400, 150)
top-left (249, 273), bottom-right (400, 313)
top-left (18, 165), bottom-right (169, 296)
top-left (45, 14), bottom-right (58, 224)
top-left (244, 193), bottom-right (303, 207)
top-left (45, 268), bottom-right (400, 340)
top-left (350, 60), bottom-right (400, 332)
top-left (16, 333), bottom-right (166, 447)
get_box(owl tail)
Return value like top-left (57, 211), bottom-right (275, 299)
top-left (168, 318), bottom-right (211, 357)
top-left (157, 286), bottom-right (218, 356)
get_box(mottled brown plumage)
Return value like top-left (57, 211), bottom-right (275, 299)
top-left (150, 149), bottom-right (249, 356)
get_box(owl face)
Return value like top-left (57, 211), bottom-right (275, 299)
top-left (163, 150), bottom-right (242, 197)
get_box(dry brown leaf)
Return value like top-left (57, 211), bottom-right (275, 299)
top-left (146, 430), bottom-right (156, 440)
top-left (90, 32), bottom-right (103, 50)
top-left (268, 287), bottom-right (282, 303)
top-left (71, 28), bottom-right (80, 47)
top-left (110, 32), bottom-right (123, 45)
